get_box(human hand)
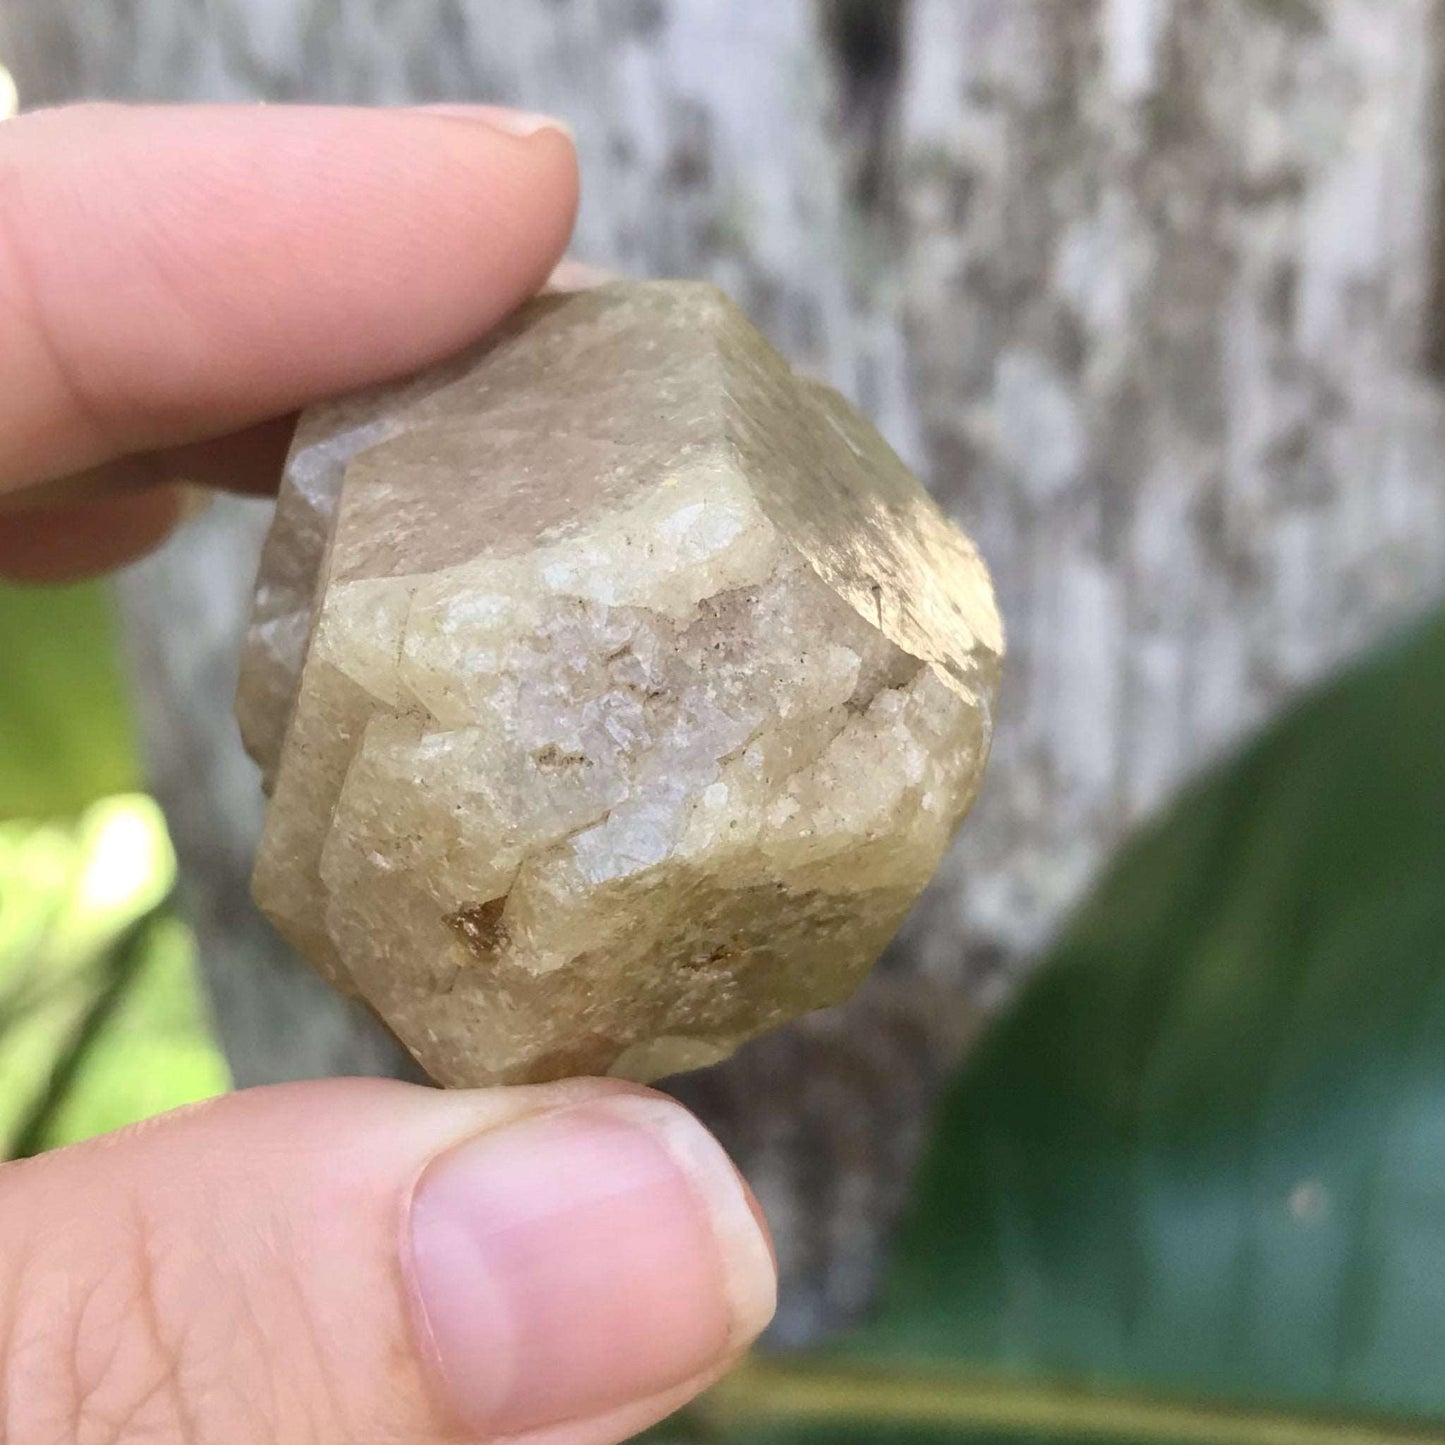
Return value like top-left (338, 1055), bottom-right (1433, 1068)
top-left (0, 104), bottom-right (777, 1443)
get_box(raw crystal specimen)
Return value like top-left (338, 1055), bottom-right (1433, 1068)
top-left (237, 281), bottom-right (1003, 1087)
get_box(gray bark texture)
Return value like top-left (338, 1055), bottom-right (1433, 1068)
top-left (3, 0), bottom-right (1443, 1342)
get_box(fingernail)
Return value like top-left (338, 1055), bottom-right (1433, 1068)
top-left (408, 1095), bottom-right (776, 1437)
top-left (544, 258), bottom-right (624, 294)
top-left (417, 103), bottom-right (573, 141)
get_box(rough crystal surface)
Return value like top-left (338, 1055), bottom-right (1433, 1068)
top-left (237, 281), bottom-right (1003, 1086)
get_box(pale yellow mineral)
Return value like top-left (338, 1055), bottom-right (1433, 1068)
top-left (237, 281), bottom-right (1003, 1087)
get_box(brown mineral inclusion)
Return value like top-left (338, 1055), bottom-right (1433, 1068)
top-left (237, 281), bottom-right (1003, 1087)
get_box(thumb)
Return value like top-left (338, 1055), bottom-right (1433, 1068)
top-left (0, 1077), bottom-right (776, 1445)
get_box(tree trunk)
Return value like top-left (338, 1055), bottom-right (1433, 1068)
top-left (3, 0), bottom-right (1441, 1342)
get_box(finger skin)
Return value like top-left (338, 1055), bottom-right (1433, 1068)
top-left (4, 250), bottom-right (615, 541)
top-left (0, 103), bottom-right (576, 580)
top-left (0, 256), bottom-right (615, 581)
top-left (0, 103), bottom-right (578, 496)
top-left (0, 419), bottom-right (293, 582)
top-left (0, 1078), bottom-right (775, 1445)
top-left (0, 486), bottom-right (190, 582)
top-left (0, 417), bottom-right (300, 517)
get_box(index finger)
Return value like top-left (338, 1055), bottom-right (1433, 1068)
top-left (0, 102), bottom-right (578, 497)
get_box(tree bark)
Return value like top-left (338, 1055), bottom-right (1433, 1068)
top-left (3, 0), bottom-right (1441, 1341)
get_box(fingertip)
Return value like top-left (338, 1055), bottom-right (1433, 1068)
top-left (1, 103), bottom-right (581, 489)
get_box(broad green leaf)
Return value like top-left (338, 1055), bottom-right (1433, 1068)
top-left (688, 607), bottom-right (1445, 1442)
top-left (0, 579), bottom-right (140, 818)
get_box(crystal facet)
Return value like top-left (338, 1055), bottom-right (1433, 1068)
top-left (238, 281), bottom-right (1003, 1086)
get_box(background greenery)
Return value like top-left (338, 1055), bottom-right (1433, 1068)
top-left (0, 580), bottom-right (228, 1159)
top-left (2, 576), bottom-right (1443, 1442)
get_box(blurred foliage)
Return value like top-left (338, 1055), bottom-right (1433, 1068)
top-left (674, 608), bottom-right (1445, 1443)
top-left (0, 581), bottom-right (141, 818)
top-left (0, 796), bottom-right (229, 1157)
top-left (0, 578), bottom-right (228, 1158)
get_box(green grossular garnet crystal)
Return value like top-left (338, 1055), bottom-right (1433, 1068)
top-left (237, 281), bottom-right (1003, 1087)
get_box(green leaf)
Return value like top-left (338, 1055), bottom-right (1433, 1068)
top-left (702, 1361), bottom-right (1443, 1444)
top-left (689, 608), bottom-right (1445, 1442)
top-left (0, 579), bottom-right (140, 818)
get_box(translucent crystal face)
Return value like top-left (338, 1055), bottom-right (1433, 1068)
top-left (238, 281), bottom-right (1003, 1086)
